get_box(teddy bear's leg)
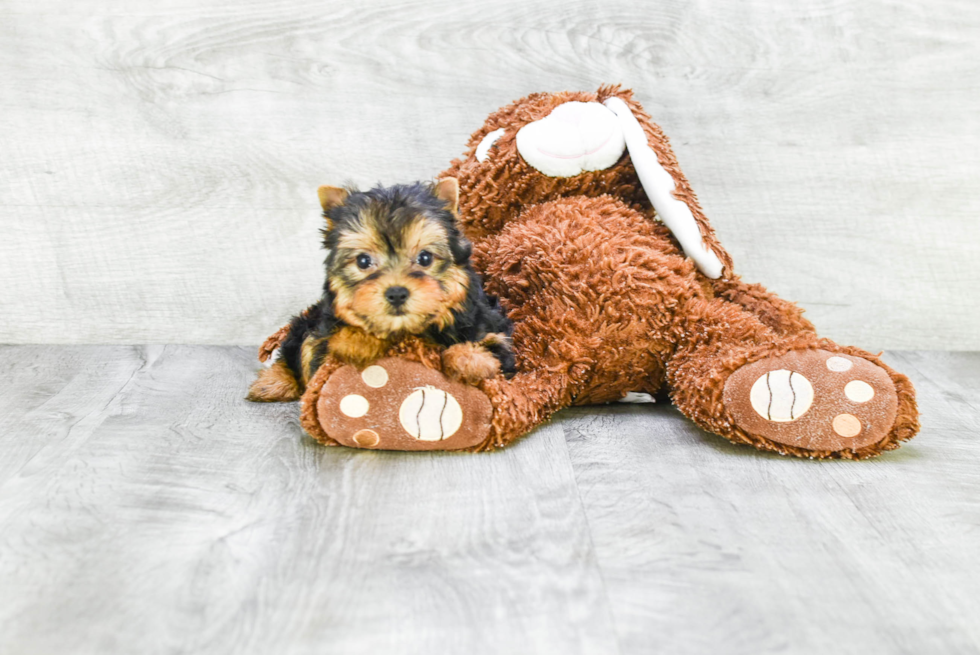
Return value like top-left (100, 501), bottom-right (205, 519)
top-left (666, 299), bottom-right (918, 458)
top-left (711, 276), bottom-right (817, 337)
top-left (476, 369), bottom-right (577, 450)
top-left (305, 356), bottom-right (497, 451)
top-left (303, 353), bottom-right (573, 452)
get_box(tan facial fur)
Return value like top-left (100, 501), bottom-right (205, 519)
top-left (329, 213), bottom-right (470, 338)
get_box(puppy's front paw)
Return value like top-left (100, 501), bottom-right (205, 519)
top-left (442, 343), bottom-right (501, 385)
top-left (328, 327), bottom-right (389, 368)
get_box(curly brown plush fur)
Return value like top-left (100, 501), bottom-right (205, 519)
top-left (435, 85), bottom-right (918, 458)
top-left (270, 85), bottom-right (919, 459)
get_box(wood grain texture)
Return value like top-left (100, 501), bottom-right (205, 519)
top-left (1, 347), bottom-right (978, 652)
top-left (0, 0), bottom-right (977, 348)
top-left (561, 351), bottom-right (980, 654)
top-left (0, 346), bottom-right (618, 655)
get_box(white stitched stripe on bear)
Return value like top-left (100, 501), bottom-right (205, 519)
top-left (476, 128), bottom-right (506, 163)
top-left (619, 391), bottom-right (656, 404)
top-left (749, 370), bottom-right (814, 422)
top-left (603, 97), bottom-right (724, 279)
top-left (399, 386), bottom-right (463, 441)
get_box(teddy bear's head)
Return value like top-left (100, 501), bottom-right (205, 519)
top-left (440, 85), bottom-right (640, 240)
top-left (441, 85), bottom-right (731, 279)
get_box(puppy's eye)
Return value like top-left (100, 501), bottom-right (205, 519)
top-left (356, 253), bottom-right (373, 270)
top-left (416, 250), bottom-right (434, 267)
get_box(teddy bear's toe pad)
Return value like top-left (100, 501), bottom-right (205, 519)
top-left (724, 350), bottom-right (898, 452)
top-left (317, 358), bottom-right (492, 451)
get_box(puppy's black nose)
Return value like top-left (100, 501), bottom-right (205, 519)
top-left (384, 286), bottom-right (410, 308)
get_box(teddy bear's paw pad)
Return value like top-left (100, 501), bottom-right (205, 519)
top-left (723, 350), bottom-right (899, 451)
top-left (317, 358), bottom-right (492, 451)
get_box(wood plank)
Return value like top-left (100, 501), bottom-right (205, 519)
top-left (0, 0), bottom-right (978, 348)
top-left (0, 345), bottom-right (618, 655)
top-left (0, 345), bottom-right (146, 485)
top-left (561, 351), bottom-right (980, 653)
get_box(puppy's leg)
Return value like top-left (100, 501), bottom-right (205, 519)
top-left (442, 333), bottom-right (513, 384)
top-left (480, 332), bottom-right (516, 376)
top-left (247, 359), bottom-right (301, 402)
top-left (248, 304), bottom-right (323, 402)
top-left (443, 343), bottom-right (501, 384)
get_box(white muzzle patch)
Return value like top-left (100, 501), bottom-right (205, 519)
top-left (512, 98), bottom-right (725, 279)
top-left (515, 101), bottom-right (626, 177)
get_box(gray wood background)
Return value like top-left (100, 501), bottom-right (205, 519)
top-left (2, 345), bottom-right (978, 654)
top-left (2, 0), bottom-right (978, 349)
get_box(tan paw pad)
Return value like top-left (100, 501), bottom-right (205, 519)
top-left (844, 380), bottom-right (874, 403)
top-left (832, 414), bottom-right (862, 438)
top-left (316, 358), bottom-right (493, 451)
top-left (749, 370), bottom-right (814, 422)
top-left (398, 386), bottom-right (464, 441)
top-left (353, 429), bottom-right (380, 447)
top-left (724, 350), bottom-right (899, 452)
top-left (339, 394), bottom-right (369, 418)
top-left (361, 365), bottom-right (389, 388)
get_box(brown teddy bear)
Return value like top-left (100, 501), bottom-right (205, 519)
top-left (260, 85), bottom-right (919, 459)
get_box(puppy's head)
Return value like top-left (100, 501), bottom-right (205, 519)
top-left (318, 179), bottom-right (472, 338)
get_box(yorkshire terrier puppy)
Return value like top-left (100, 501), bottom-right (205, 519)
top-left (247, 178), bottom-right (515, 402)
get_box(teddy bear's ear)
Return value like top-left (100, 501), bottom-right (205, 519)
top-left (602, 97), bottom-right (725, 279)
top-left (434, 177), bottom-right (459, 214)
top-left (317, 186), bottom-right (349, 212)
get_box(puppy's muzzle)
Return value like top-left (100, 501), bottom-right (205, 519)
top-left (384, 286), bottom-right (410, 310)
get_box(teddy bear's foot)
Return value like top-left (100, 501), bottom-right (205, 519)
top-left (723, 349), bottom-right (900, 453)
top-left (312, 357), bottom-right (493, 451)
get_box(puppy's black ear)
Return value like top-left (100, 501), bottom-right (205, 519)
top-left (450, 234), bottom-right (473, 265)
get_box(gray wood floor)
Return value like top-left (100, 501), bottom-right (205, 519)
top-left (1, 347), bottom-right (978, 654)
